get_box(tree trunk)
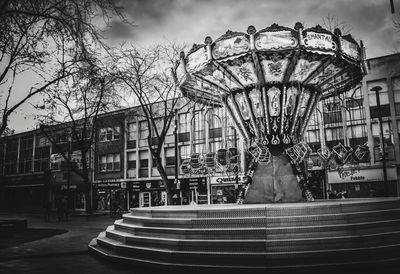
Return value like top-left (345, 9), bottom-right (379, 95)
top-left (81, 149), bottom-right (92, 213)
top-left (154, 156), bottom-right (174, 205)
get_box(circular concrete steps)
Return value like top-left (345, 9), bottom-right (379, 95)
top-left (89, 198), bottom-right (400, 271)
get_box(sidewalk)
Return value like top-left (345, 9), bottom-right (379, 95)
top-left (0, 209), bottom-right (140, 274)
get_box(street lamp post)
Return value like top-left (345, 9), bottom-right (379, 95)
top-left (371, 86), bottom-right (389, 196)
top-left (173, 109), bottom-right (180, 204)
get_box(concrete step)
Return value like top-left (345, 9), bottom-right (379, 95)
top-left (105, 227), bottom-right (400, 253)
top-left (122, 207), bottom-right (400, 228)
top-left (114, 217), bottom-right (400, 240)
top-left (95, 233), bottom-right (400, 267)
top-left (90, 198), bottom-right (400, 270)
top-left (129, 198), bottom-right (400, 219)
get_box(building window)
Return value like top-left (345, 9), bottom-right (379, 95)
top-left (139, 150), bottom-right (149, 177)
top-left (127, 122), bottom-right (137, 149)
top-left (19, 136), bottom-right (33, 174)
top-left (5, 139), bottom-right (18, 174)
top-left (179, 145), bottom-right (191, 162)
top-left (99, 127), bottom-right (120, 142)
top-left (209, 108), bottom-right (223, 139)
top-left (36, 135), bottom-right (51, 147)
top-left (347, 124), bottom-right (367, 147)
top-left (99, 153), bottom-right (120, 172)
top-left (367, 80), bottom-right (391, 118)
top-left (305, 129), bottom-right (321, 152)
top-left (179, 112), bottom-right (190, 133)
top-left (165, 147), bottom-right (175, 166)
top-left (325, 127), bottom-right (344, 149)
top-left (393, 77), bottom-right (400, 115)
top-left (139, 121), bottom-right (148, 139)
top-left (193, 143), bottom-right (205, 154)
top-left (127, 152), bottom-right (136, 178)
top-left (34, 146), bottom-right (50, 172)
top-left (209, 141), bottom-right (222, 153)
top-left (193, 111), bottom-right (204, 141)
top-left (372, 122), bottom-right (395, 161)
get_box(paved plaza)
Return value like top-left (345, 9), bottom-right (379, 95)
top-left (0, 209), bottom-right (148, 274)
top-left (0, 206), bottom-right (399, 274)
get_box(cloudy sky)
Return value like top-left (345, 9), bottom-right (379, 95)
top-left (112, 0), bottom-right (400, 58)
top-left (8, 0), bottom-right (400, 133)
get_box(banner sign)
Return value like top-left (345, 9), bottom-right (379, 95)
top-left (328, 167), bottom-right (397, 184)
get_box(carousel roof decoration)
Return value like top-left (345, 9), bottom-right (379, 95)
top-left (179, 23), bottom-right (366, 147)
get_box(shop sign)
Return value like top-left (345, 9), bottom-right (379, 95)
top-left (303, 31), bottom-right (336, 52)
top-left (120, 182), bottom-right (127, 189)
top-left (180, 177), bottom-right (206, 186)
top-left (328, 167), bottom-right (397, 184)
top-left (95, 182), bottom-right (120, 188)
top-left (145, 182), bottom-right (152, 189)
top-left (210, 174), bottom-right (245, 185)
top-left (132, 182), bottom-right (141, 191)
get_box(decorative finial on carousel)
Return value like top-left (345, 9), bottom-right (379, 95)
top-left (204, 36), bottom-right (213, 60)
top-left (294, 22), bottom-right (304, 46)
top-left (179, 51), bottom-right (187, 73)
top-left (294, 22), bottom-right (303, 31)
top-left (247, 25), bottom-right (256, 35)
top-left (334, 28), bottom-right (342, 37)
top-left (247, 25), bottom-right (256, 50)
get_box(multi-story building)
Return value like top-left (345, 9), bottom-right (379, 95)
top-left (305, 53), bottom-right (400, 198)
top-left (1, 53), bottom-right (400, 210)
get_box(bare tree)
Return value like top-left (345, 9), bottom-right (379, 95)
top-left (36, 57), bottom-right (120, 213)
top-left (322, 13), bottom-right (352, 35)
top-left (112, 43), bottom-right (188, 203)
top-left (0, 0), bottom-right (129, 136)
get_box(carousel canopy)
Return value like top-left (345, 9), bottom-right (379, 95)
top-left (178, 23), bottom-right (365, 146)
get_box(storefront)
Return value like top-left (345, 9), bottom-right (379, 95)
top-left (210, 174), bottom-right (245, 204)
top-left (127, 177), bottom-right (208, 207)
top-left (179, 177), bottom-right (208, 205)
top-left (327, 167), bottom-right (398, 198)
top-left (129, 180), bottom-right (169, 208)
top-left (93, 180), bottom-right (128, 211)
top-left (56, 183), bottom-right (86, 210)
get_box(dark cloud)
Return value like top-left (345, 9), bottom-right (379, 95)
top-left (106, 19), bottom-right (135, 39)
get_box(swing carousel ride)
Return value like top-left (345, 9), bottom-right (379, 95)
top-left (178, 23), bottom-right (365, 203)
top-left (90, 23), bottom-right (400, 270)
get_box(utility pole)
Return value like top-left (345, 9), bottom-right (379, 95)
top-left (371, 86), bottom-right (389, 196)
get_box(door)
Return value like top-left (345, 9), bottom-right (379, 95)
top-left (139, 192), bottom-right (151, 207)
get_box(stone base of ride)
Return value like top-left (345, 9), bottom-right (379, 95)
top-left (89, 198), bottom-right (400, 271)
top-left (244, 154), bottom-right (302, 203)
